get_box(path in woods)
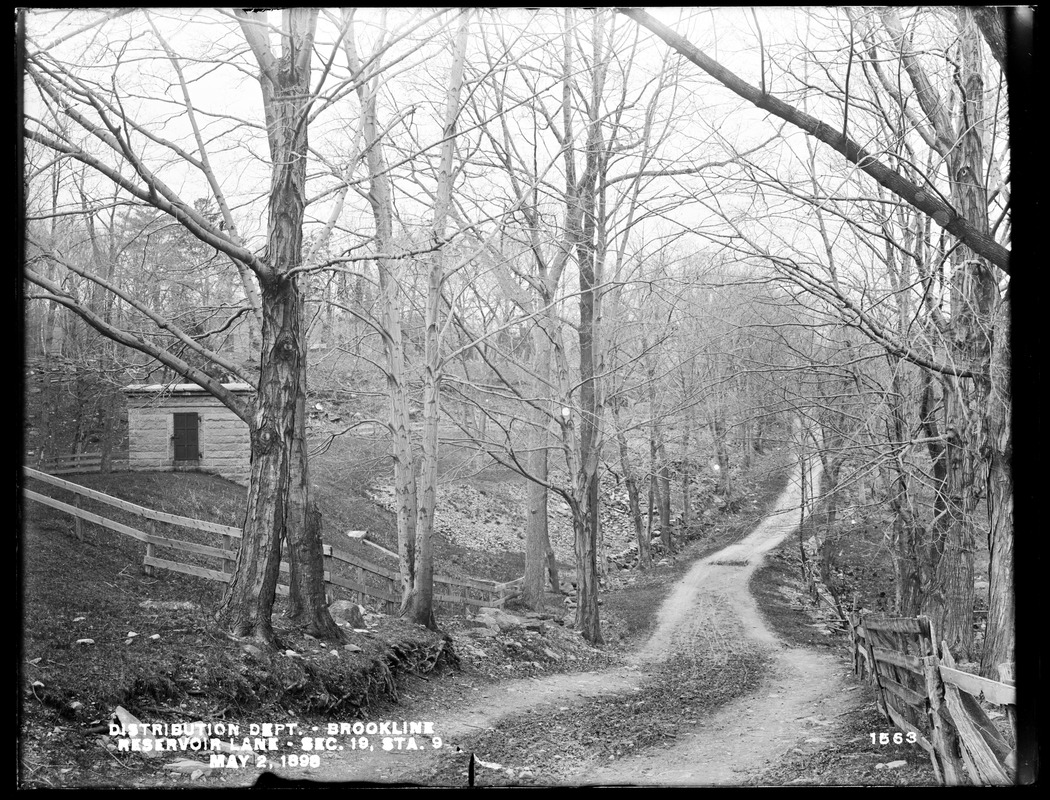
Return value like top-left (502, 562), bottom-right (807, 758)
top-left (270, 456), bottom-right (855, 786)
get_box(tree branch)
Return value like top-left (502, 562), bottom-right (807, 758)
top-left (615, 7), bottom-right (1011, 276)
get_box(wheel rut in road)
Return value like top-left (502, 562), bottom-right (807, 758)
top-left (272, 457), bottom-right (854, 786)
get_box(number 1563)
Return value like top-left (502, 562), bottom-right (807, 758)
top-left (870, 732), bottom-right (917, 745)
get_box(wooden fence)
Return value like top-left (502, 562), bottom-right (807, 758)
top-left (22, 467), bottom-right (521, 615)
top-left (848, 613), bottom-right (1016, 785)
top-left (35, 452), bottom-right (129, 475)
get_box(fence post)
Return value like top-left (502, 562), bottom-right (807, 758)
top-left (859, 617), bottom-right (888, 717)
top-left (73, 496), bottom-right (84, 542)
top-left (323, 547), bottom-right (334, 605)
top-left (143, 520), bottom-right (156, 577)
top-left (922, 653), bottom-right (964, 785)
top-left (222, 532), bottom-right (234, 582)
top-left (355, 565), bottom-right (365, 608)
top-left (997, 663), bottom-right (1016, 741)
top-left (848, 613), bottom-right (861, 677)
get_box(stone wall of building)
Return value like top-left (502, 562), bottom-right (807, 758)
top-left (126, 393), bottom-right (250, 485)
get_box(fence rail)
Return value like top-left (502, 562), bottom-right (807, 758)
top-left (848, 612), bottom-right (1016, 785)
top-left (34, 452), bottom-right (129, 475)
top-left (23, 466), bottom-right (520, 614)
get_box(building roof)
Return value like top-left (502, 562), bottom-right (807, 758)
top-left (122, 382), bottom-right (255, 395)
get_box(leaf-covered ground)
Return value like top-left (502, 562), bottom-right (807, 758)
top-left (20, 437), bottom-right (933, 788)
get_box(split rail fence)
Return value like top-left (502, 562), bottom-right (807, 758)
top-left (36, 452), bottom-right (128, 475)
top-left (848, 613), bottom-right (1017, 785)
top-left (23, 467), bottom-right (521, 615)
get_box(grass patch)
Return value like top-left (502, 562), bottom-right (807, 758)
top-left (421, 645), bottom-right (771, 786)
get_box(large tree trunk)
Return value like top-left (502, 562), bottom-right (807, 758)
top-left (523, 451), bottom-right (552, 608)
top-left (885, 366), bottom-right (923, 616)
top-left (405, 10), bottom-right (471, 630)
top-left (523, 328), bottom-right (557, 608)
top-left (284, 355), bottom-right (342, 640)
top-left (571, 486), bottom-right (602, 644)
top-left (345, 18), bottom-right (419, 609)
top-left (217, 8), bottom-right (319, 645)
top-left (216, 276), bottom-right (301, 643)
top-left (981, 290), bottom-right (1012, 677)
top-left (614, 407), bottom-right (649, 570)
top-left (924, 10), bottom-right (998, 660)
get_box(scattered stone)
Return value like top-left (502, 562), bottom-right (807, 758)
top-left (167, 759), bottom-right (212, 774)
top-left (138, 600), bottom-right (197, 611)
top-left (240, 643), bottom-right (264, 659)
top-left (343, 644), bottom-right (363, 653)
top-left (541, 648), bottom-right (560, 661)
top-left (329, 601), bottom-right (367, 628)
top-left (75, 639), bottom-right (94, 645)
top-left (884, 760), bottom-right (907, 769)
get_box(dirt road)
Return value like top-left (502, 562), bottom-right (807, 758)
top-left (267, 456), bottom-right (855, 786)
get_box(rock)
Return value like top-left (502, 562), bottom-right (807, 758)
top-left (240, 643), bottom-right (265, 660)
top-left (343, 644), bottom-right (363, 653)
top-left (471, 627), bottom-right (499, 638)
top-left (167, 759), bottom-right (212, 773)
top-left (884, 760), bottom-right (907, 769)
top-left (139, 600), bottom-right (198, 611)
top-left (542, 648), bottom-right (560, 661)
top-left (329, 601), bottom-right (367, 628)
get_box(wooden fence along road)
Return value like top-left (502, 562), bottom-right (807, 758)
top-left (22, 467), bottom-right (521, 615)
top-left (848, 613), bottom-right (1017, 785)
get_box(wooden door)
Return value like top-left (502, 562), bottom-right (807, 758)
top-left (173, 413), bottom-right (199, 463)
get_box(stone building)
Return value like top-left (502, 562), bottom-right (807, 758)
top-left (123, 383), bottom-right (254, 485)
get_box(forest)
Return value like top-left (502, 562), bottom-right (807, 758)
top-left (22, 5), bottom-right (1013, 699)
